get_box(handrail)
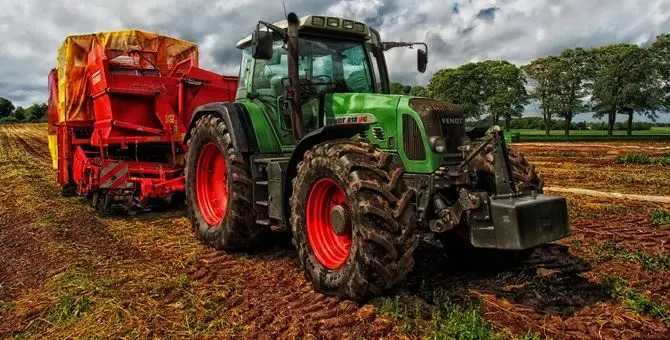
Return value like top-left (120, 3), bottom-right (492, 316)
top-left (168, 57), bottom-right (195, 78)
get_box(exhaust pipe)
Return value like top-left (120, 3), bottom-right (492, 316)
top-left (286, 12), bottom-right (304, 140)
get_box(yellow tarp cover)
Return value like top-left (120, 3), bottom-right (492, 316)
top-left (48, 135), bottom-right (58, 169)
top-left (57, 30), bottom-right (199, 123)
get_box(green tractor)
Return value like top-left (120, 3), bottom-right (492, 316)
top-left (184, 13), bottom-right (570, 301)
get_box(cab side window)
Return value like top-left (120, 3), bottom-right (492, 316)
top-left (236, 48), bottom-right (252, 100)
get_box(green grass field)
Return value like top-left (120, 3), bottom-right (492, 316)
top-left (505, 127), bottom-right (670, 141)
top-left (508, 127), bottom-right (670, 136)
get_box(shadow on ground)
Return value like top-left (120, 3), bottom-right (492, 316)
top-left (405, 242), bottom-right (609, 317)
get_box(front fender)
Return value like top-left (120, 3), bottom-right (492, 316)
top-left (283, 123), bottom-right (369, 222)
top-left (185, 102), bottom-right (257, 153)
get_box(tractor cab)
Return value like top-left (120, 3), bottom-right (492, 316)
top-left (235, 15), bottom-right (427, 140)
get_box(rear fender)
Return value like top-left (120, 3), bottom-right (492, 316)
top-left (283, 123), bottom-right (369, 223)
top-left (185, 102), bottom-right (257, 153)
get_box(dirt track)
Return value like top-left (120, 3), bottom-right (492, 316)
top-left (0, 124), bottom-right (669, 339)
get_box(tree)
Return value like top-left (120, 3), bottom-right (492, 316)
top-left (409, 85), bottom-right (429, 97)
top-left (522, 56), bottom-right (562, 136)
top-left (428, 63), bottom-right (489, 119)
top-left (650, 33), bottom-right (670, 111)
top-left (390, 81), bottom-right (406, 95)
top-left (0, 97), bottom-right (15, 119)
top-left (555, 48), bottom-right (592, 136)
top-left (591, 44), bottom-right (660, 136)
top-left (11, 106), bottom-right (25, 121)
top-left (25, 103), bottom-right (48, 122)
top-left (481, 60), bottom-right (528, 129)
top-left (429, 61), bottom-right (527, 126)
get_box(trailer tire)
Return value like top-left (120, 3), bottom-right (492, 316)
top-left (291, 140), bottom-right (418, 302)
top-left (185, 114), bottom-right (265, 250)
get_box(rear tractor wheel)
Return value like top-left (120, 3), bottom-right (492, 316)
top-left (185, 114), bottom-right (266, 250)
top-left (290, 141), bottom-right (418, 301)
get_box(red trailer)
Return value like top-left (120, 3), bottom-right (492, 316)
top-left (48, 30), bottom-right (238, 211)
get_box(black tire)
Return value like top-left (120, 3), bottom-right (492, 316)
top-left (290, 140), bottom-right (418, 301)
top-left (61, 183), bottom-right (77, 197)
top-left (185, 114), bottom-right (266, 250)
top-left (470, 143), bottom-right (543, 193)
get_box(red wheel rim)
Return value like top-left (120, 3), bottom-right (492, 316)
top-left (195, 142), bottom-right (228, 225)
top-left (306, 178), bottom-right (352, 269)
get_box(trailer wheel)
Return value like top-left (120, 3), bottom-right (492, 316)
top-left (290, 141), bottom-right (418, 301)
top-left (185, 114), bottom-right (265, 250)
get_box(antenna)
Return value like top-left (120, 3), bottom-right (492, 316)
top-left (283, 1), bottom-right (288, 19)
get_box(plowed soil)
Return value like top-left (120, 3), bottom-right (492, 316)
top-left (0, 125), bottom-right (668, 339)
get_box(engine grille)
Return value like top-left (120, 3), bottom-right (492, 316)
top-left (402, 114), bottom-right (425, 160)
top-left (408, 98), bottom-right (465, 154)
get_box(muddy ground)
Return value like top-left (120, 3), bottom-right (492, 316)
top-left (0, 125), bottom-right (668, 339)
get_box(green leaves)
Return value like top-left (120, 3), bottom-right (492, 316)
top-left (427, 60), bottom-right (527, 126)
top-left (522, 49), bottom-right (591, 136)
top-left (591, 44), bottom-right (661, 135)
top-left (0, 97), bottom-right (15, 119)
top-left (0, 98), bottom-right (47, 123)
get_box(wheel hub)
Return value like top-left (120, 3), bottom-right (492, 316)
top-left (195, 142), bottom-right (228, 226)
top-left (305, 178), bottom-right (352, 270)
top-left (329, 205), bottom-right (350, 235)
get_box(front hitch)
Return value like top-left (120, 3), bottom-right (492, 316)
top-left (459, 125), bottom-right (516, 195)
top-left (454, 126), bottom-right (571, 249)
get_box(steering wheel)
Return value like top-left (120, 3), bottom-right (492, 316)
top-left (312, 75), bottom-right (333, 84)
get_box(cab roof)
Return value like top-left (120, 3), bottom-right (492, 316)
top-left (236, 15), bottom-right (370, 48)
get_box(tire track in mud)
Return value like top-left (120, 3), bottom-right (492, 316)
top-left (13, 132), bottom-right (51, 164)
top-left (407, 243), bottom-right (669, 339)
top-left (3, 126), bottom-right (668, 338)
top-left (571, 216), bottom-right (670, 254)
top-left (0, 125), bottom-right (145, 301)
top-left (189, 249), bottom-right (382, 339)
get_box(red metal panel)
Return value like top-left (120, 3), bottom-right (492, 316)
top-left (99, 160), bottom-right (129, 189)
top-left (52, 31), bottom-right (239, 203)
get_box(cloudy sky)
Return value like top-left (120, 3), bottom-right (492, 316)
top-left (1, 0), bottom-right (670, 108)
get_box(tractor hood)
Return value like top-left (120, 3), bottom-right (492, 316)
top-left (324, 93), bottom-right (402, 150)
top-left (324, 93), bottom-right (465, 174)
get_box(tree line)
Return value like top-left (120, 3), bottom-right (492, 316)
top-left (392, 33), bottom-right (670, 136)
top-left (0, 97), bottom-right (48, 124)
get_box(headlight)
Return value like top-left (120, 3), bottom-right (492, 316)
top-left (429, 136), bottom-right (447, 153)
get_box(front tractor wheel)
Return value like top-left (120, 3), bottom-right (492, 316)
top-left (185, 114), bottom-right (266, 250)
top-left (291, 141), bottom-right (418, 301)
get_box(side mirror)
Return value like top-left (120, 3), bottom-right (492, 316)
top-left (417, 49), bottom-right (428, 73)
top-left (403, 85), bottom-right (411, 94)
top-left (252, 29), bottom-right (273, 60)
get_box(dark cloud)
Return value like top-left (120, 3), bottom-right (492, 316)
top-left (475, 7), bottom-right (499, 21)
top-left (1, 0), bottom-right (670, 107)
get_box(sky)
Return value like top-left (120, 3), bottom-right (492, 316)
top-left (1, 0), bottom-right (670, 121)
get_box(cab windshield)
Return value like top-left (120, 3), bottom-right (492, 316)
top-left (251, 36), bottom-right (375, 97)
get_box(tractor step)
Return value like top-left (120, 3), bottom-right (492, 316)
top-left (254, 157), bottom-right (290, 164)
top-left (256, 219), bottom-right (271, 226)
top-left (256, 200), bottom-right (269, 207)
top-left (256, 180), bottom-right (268, 186)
